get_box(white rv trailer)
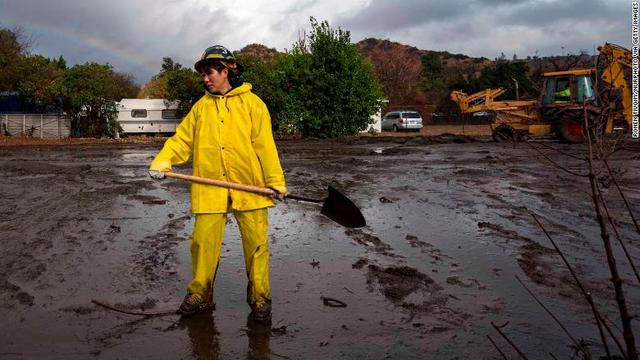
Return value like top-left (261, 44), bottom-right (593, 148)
top-left (116, 98), bottom-right (180, 135)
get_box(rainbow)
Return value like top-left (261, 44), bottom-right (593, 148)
top-left (2, 21), bottom-right (159, 79)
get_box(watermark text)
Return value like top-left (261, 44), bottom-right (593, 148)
top-left (633, 2), bottom-right (639, 138)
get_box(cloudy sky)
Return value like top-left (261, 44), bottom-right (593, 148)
top-left (0, 0), bottom-right (631, 84)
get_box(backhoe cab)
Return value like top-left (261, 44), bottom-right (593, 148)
top-left (539, 69), bottom-right (600, 143)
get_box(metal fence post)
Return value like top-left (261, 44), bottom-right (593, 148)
top-left (3, 114), bottom-right (7, 135)
top-left (22, 114), bottom-right (26, 134)
top-left (40, 114), bottom-right (44, 138)
top-left (58, 114), bottom-right (61, 138)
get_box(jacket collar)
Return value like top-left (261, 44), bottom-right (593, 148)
top-left (206, 82), bottom-right (252, 98)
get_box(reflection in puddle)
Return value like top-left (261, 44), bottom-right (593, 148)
top-left (181, 312), bottom-right (220, 360)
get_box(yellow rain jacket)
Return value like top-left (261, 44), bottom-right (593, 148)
top-left (150, 83), bottom-right (287, 213)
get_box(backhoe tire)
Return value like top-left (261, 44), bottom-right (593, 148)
top-left (492, 125), bottom-right (516, 143)
top-left (557, 109), bottom-right (609, 143)
top-left (556, 117), bottom-right (585, 143)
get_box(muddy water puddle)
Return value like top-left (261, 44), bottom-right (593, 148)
top-left (1, 139), bottom-right (639, 359)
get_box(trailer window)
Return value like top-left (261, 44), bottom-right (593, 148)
top-left (162, 110), bottom-right (177, 119)
top-left (131, 109), bottom-right (147, 118)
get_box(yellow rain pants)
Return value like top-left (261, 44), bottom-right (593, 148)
top-left (188, 208), bottom-right (270, 307)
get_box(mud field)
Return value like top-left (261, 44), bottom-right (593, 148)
top-left (1, 136), bottom-right (639, 359)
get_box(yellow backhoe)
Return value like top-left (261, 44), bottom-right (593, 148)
top-left (450, 43), bottom-right (632, 143)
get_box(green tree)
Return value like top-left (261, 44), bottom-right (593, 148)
top-left (138, 76), bottom-right (168, 98)
top-left (421, 51), bottom-right (444, 90)
top-left (149, 57), bottom-right (202, 117)
top-left (164, 66), bottom-right (202, 118)
top-left (235, 50), bottom-right (289, 135)
top-left (453, 61), bottom-right (536, 100)
top-left (272, 18), bottom-right (382, 138)
top-left (113, 72), bottom-right (140, 99)
top-left (58, 62), bottom-right (122, 137)
top-left (160, 57), bottom-right (182, 74)
top-left (0, 27), bottom-right (30, 91)
top-left (17, 54), bottom-right (65, 109)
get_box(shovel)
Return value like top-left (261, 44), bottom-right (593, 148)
top-left (164, 172), bottom-right (366, 228)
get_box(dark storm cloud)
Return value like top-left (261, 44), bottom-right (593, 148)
top-left (340, 0), bottom-right (625, 32)
top-left (337, 0), bottom-right (627, 58)
top-left (0, 0), bottom-right (234, 83)
top-left (0, 0), bottom-right (629, 82)
top-left (497, 0), bottom-right (626, 27)
top-left (339, 0), bottom-right (471, 31)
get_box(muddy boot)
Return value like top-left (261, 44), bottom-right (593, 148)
top-left (249, 301), bottom-right (272, 322)
top-left (179, 293), bottom-right (213, 317)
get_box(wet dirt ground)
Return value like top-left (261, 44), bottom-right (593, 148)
top-left (1, 135), bottom-right (639, 359)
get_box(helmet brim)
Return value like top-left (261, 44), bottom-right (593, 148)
top-left (194, 58), bottom-right (244, 76)
top-left (194, 58), bottom-right (217, 73)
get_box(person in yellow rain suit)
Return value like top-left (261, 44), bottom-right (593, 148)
top-left (148, 45), bottom-right (287, 321)
top-left (554, 85), bottom-right (571, 102)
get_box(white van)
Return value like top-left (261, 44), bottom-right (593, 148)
top-left (381, 111), bottom-right (423, 132)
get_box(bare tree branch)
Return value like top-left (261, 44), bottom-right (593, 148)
top-left (596, 181), bottom-right (640, 285)
top-left (585, 119), bottom-right (639, 359)
top-left (487, 335), bottom-right (509, 360)
top-left (524, 136), bottom-right (586, 161)
top-left (603, 158), bottom-right (640, 235)
top-left (491, 321), bottom-right (530, 360)
top-left (531, 214), bottom-right (620, 358)
top-left (521, 139), bottom-right (589, 177)
top-left (515, 275), bottom-right (592, 359)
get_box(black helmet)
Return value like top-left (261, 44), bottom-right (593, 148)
top-left (194, 45), bottom-right (243, 75)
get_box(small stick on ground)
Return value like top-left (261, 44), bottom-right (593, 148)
top-left (92, 299), bottom-right (183, 317)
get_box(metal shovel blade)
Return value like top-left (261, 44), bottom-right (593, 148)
top-left (320, 186), bottom-right (366, 228)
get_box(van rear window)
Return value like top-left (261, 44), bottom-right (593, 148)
top-left (402, 112), bottom-right (421, 118)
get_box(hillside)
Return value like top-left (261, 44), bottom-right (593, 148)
top-left (235, 38), bottom-right (599, 118)
top-left (357, 38), bottom-right (494, 115)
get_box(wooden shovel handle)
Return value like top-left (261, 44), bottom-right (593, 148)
top-left (164, 172), bottom-right (276, 197)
